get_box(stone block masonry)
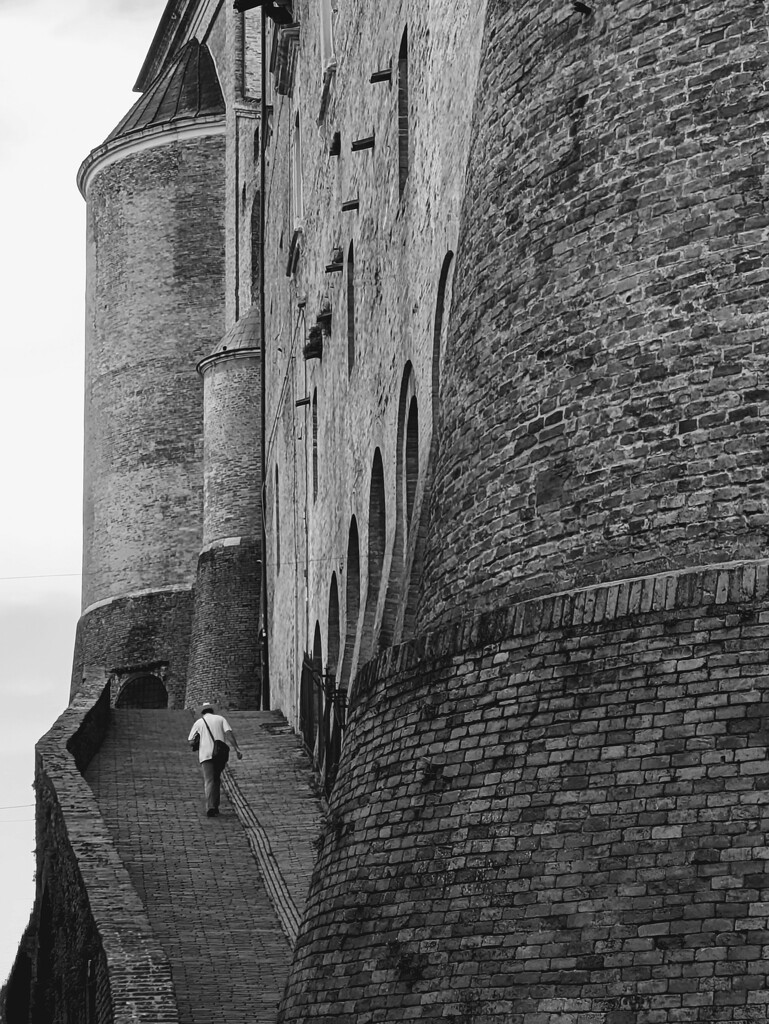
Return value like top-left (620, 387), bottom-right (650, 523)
top-left (278, 560), bottom-right (769, 1023)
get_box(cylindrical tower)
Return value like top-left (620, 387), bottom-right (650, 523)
top-left (419, 0), bottom-right (769, 632)
top-left (72, 39), bottom-right (226, 706)
top-left (185, 304), bottom-right (262, 710)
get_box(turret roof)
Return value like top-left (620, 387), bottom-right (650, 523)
top-left (197, 305), bottom-right (261, 376)
top-left (105, 38), bottom-right (224, 146)
top-left (211, 305), bottom-right (262, 356)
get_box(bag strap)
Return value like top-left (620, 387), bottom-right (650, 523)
top-left (202, 715), bottom-right (216, 742)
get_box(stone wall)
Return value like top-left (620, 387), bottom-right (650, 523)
top-left (279, 559), bottom-right (769, 1023)
top-left (5, 684), bottom-right (179, 1024)
top-left (421, 0), bottom-right (769, 630)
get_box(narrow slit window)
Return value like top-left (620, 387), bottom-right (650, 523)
top-left (312, 390), bottom-right (319, 502)
top-left (398, 28), bottom-right (409, 197)
top-left (347, 242), bottom-right (355, 375)
top-left (292, 111), bottom-right (304, 226)
top-left (275, 465), bottom-right (281, 573)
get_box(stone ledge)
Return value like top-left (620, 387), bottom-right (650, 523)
top-left (354, 558), bottom-right (769, 709)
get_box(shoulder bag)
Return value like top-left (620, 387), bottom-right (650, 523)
top-left (203, 716), bottom-right (230, 771)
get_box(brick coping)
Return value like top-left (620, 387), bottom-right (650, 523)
top-left (354, 557), bottom-right (769, 709)
top-left (35, 683), bottom-right (179, 1024)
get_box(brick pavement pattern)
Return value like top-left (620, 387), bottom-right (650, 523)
top-left (84, 709), bottom-right (322, 1024)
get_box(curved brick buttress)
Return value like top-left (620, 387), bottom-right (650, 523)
top-left (279, 562), bottom-right (769, 1023)
top-left (420, 0), bottom-right (769, 632)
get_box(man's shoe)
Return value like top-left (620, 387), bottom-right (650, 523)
top-left (207, 808), bottom-right (217, 817)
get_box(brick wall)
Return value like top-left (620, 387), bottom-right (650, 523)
top-left (421, 0), bottom-right (769, 630)
top-left (201, 352), bottom-right (262, 546)
top-left (280, 560), bottom-right (769, 1022)
top-left (6, 684), bottom-right (179, 1024)
top-left (263, 0), bottom-right (487, 722)
top-left (83, 134), bottom-right (225, 609)
top-left (70, 589), bottom-right (193, 706)
top-left (185, 538), bottom-right (262, 710)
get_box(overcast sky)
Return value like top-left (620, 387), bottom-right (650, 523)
top-left (0, 0), bottom-right (162, 983)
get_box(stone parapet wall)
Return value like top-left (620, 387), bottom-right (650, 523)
top-left (280, 559), bottom-right (769, 1023)
top-left (6, 683), bottom-right (178, 1024)
top-left (421, 0), bottom-right (769, 630)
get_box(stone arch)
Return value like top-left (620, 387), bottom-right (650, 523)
top-left (313, 621), bottom-right (323, 676)
top-left (359, 449), bottom-right (386, 666)
top-left (115, 673), bottom-right (168, 709)
top-left (405, 396), bottom-right (419, 536)
top-left (327, 573), bottom-right (341, 679)
top-left (402, 252), bottom-right (454, 638)
top-left (340, 517), bottom-right (361, 687)
top-left (432, 251), bottom-right (454, 432)
top-left (380, 362), bottom-right (417, 648)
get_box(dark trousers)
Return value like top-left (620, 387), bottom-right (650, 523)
top-left (201, 759), bottom-right (222, 811)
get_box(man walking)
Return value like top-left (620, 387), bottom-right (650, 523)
top-left (188, 700), bottom-right (244, 817)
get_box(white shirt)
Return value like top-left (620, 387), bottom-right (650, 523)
top-left (188, 713), bottom-right (231, 763)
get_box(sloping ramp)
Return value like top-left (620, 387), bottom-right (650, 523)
top-left (84, 709), bottom-right (321, 1024)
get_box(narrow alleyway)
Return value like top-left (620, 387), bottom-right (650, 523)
top-left (84, 709), bottom-right (323, 1024)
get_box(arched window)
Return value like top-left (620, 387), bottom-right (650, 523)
top-left (328, 573), bottom-right (341, 679)
top-left (340, 517), bottom-right (361, 686)
top-left (320, 0), bottom-right (337, 71)
top-left (275, 465), bottom-right (281, 573)
top-left (312, 389), bottom-right (319, 502)
top-left (398, 28), bottom-right (409, 197)
top-left (432, 251), bottom-right (454, 432)
top-left (251, 190), bottom-right (261, 299)
top-left (347, 242), bottom-right (355, 375)
top-left (115, 674), bottom-right (168, 709)
top-left (380, 362), bottom-right (416, 648)
top-left (405, 396), bottom-right (419, 535)
top-left (292, 111), bottom-right (303, 226)
top-left (360, 449), bottom-right (386, 665)
top-left (313, 621), bottom-right (323, 677)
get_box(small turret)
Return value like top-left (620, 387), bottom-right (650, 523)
top-left (185, 305), bottom-right (263, 710)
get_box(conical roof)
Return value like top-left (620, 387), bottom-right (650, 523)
top-left (105, 39), bottom-right (224, 146)
top-left (198, 305), bottom-right (261, 375)
top-left (211, 305), bottom-right (262, 355)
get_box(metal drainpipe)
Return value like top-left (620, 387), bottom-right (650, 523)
top-left (259, 6), bottom-right (270, 710)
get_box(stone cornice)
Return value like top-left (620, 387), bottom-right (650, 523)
top-left (77, 114), bottom-right (225, 199)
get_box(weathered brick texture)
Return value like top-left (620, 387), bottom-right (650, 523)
top-left (82, 135), bottom-right (225, 610)
top-left (201, 350), bottom-right (262, 546)
top-left (421, 0), bottom-right (769, 631)
top-left (280, 561), bottom-right (769, 1023)
top-left (70, 589), bottom-right (193, 706)
top-left (17, 684), bottom-right (179, 1024)
top-left (263, 0), bottom-right (487, 711)
top-left (186, 539), bottom-right (262, 710)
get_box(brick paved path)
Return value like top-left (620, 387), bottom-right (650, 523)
top-left (84, 709), bottom-right (323, 1024)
